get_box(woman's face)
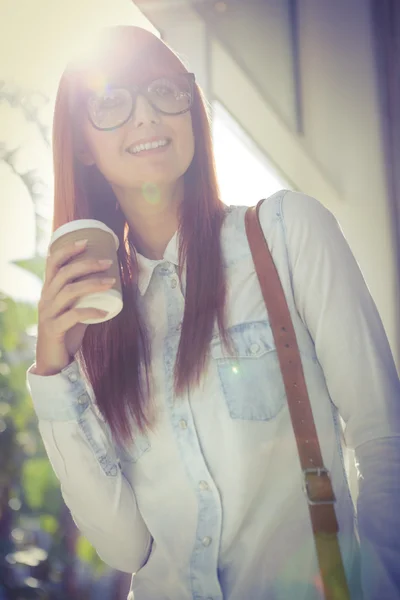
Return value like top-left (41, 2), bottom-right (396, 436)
top-left (77, 73), bottom-right (195, 192)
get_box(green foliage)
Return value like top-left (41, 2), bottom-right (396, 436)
top-left (0, 296), bottom-right (37, 352)
top-left (0, 290), bottom-right (105, 577)
top-left (22, 457), bottom-right (60, 511)
top-left (0, 301), bottom-right (19, 352)
top-left (39, 514), bottom-right (58, 535)
top-left (13, 256), bottom-right (46, 283)
top-left (76, 535), bottom-right (107, 574)
top-left (0, 297), bottom-right (38, 435)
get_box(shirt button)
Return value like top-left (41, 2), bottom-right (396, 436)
top-left (179, 419), bottom-right (188, 430)
top-left (77, 393), bottom-right (87, 405)
top-left (199, 480), bottom-right (209, 491)
top-left (68, 372), bottom-right (78, 382)
top-left (171, 277), bottom-right (178, 289)
top-left (249, 343), bottom-right (260, 355)
top-left (202, 536), bottom-right (212, 547)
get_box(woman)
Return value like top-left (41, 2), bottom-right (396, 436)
top-left (26, 26), bottom-right (400, 600)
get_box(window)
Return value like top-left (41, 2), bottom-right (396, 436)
top-left (212, 101), bottom-right (290, 206)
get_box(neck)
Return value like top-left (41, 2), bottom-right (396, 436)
top-left (112, 179), bottom-right (183, 259)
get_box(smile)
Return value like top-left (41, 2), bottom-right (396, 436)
top-left (126, 138), bottom-right (171, 155)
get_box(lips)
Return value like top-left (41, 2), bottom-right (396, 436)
top-left (125, 136), bottom-right (171, 155)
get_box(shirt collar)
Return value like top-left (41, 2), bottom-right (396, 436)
top-left (135, 230), bottom-right (180, 296)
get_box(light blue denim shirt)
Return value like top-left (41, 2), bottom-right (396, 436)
top-left (26, 190), bottom-right (400, 600)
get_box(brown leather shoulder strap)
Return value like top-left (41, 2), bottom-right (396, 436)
top-left (245, 200), bottom-right (351, 600)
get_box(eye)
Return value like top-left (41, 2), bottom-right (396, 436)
top-left (153, 83), bottom-right (177, 97)
top-left (87, 89), bottom-right (127, 113)
top-left (142, 76), bottom-right (192, 114)
top-left (149, 78), bottom-right (186, 98)
top-left (97, 91), bottom-right (124, 108)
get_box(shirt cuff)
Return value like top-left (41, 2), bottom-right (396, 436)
top-left (26, 360), bottom-right (92, 422)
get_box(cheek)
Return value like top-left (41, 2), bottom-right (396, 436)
top-left (83, 121), bottom-right (121, 167)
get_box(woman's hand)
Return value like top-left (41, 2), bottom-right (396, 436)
top-left (35, 239), bottom-right (115, 376)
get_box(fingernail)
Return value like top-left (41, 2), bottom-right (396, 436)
top-left (75, 239), bottom-right (88, 247)
top-left (101, 277), bottom-right (116, 284)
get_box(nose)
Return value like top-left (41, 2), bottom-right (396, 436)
top-left (130, 93), bottom-right (161, 128)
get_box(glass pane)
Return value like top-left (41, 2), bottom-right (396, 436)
top-left (212, 101), bottom-right (291, 206)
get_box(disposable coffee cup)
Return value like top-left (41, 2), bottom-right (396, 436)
top-left (49, 219), bottom-right (123, 325)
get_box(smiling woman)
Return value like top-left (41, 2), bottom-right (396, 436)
top-left (49, 25), bottom-right (227, 430)
top-left (25, 22), bottom-right (400, 600)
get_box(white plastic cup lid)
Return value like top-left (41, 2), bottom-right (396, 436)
top-left (50, 219), bottom-right (119, 250)
top-left (75, 289), bottom-right (123, 325)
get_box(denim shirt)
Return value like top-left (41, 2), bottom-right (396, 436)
top-left (26, 190), bottom-right (400, 600)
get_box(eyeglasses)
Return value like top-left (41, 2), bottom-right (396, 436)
top-left (86, 72), bottom-right (195, 131)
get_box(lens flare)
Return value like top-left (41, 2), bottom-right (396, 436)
top-left (85, 70), bottom-right (110, 95)
top-left (142, 182), bottom-right (161, 205)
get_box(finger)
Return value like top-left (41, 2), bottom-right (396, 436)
top-left (46, 277), bottom-right (116, 321)
top-left (46, 257), bottom-right (113, 306)
top-left (44, 239), bottom-right (89, 287)
top-left (50, 307), bottom-right (109, 336)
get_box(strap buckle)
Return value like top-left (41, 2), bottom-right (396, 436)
top-left (302, 467), bottom-right (336, 505)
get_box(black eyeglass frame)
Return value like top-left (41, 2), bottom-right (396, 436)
top-left (86, 72), bottom-right (196, 131)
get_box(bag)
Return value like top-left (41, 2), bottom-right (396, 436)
top-left (245, 200), bottom-right (351, 600)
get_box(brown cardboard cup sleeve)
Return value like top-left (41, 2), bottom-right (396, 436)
top-left (49, 219), bottom-right (123, 325)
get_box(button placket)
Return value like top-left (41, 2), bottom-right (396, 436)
top-left (163, 279), bottom-right (222, 600)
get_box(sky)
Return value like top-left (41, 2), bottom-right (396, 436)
top-left (0, 0), bottom-right (285, 303)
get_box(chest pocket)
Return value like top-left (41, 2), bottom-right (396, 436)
top-left (211, 320), bottom-right (287, 421)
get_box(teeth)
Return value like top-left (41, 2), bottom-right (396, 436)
top-left (127, 139), bottom-right (169, 154)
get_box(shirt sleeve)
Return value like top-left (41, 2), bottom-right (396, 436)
top-left (26, 359), bottom-right (152, 573)
top-left (274, 189), bottom-right (400, 449)
top-left (266, 189), bottom-right (400, 599)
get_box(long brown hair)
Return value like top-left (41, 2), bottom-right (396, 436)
top-left (51, 26), bottom-right (229, 445)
